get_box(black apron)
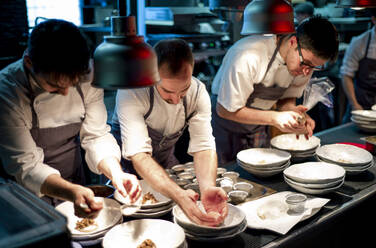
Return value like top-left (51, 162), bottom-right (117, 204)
top-left (354, 31), bottom-right (376, 110)
top-left (112, 82), bottom-right (200, 176)
top-left (27, 75), bottom-right (86, 206)
top-left (212, 37), bottom-right (289, 165)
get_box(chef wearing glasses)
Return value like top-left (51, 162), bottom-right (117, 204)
top-left (211, 16), bottom-right (339, 164)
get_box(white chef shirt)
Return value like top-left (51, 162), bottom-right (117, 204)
top-left (211, 35), bottom-right (311, 112)
top-left (0, 60), bottom-right (121, 197)
top-left (340, 29), bottom-right (376, 78)
top-left (112, 77), bottom-right (215, 160)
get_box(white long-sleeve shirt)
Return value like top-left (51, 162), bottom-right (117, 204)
top-left (112, 77), bottom-right (216, 160)
top-left (0, 60), bottom-right (121, 196)
top-left (211, 35), bottom-right (311, 112)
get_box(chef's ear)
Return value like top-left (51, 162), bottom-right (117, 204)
top-left (290, 36), bottom-right (297, 46)
top-left (23, 54), bottom-right (33, 70)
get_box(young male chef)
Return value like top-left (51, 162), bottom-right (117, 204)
top-left (0, 19), bottom-right (140, 217)
top-left (211, 15), bottom-right (339, 164)
top-left (112, 39), bottom-right (228, 226)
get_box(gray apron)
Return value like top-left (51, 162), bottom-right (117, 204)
top-left (112, 83), bottom-right (200, 176)
top-left (354, 31), bottom-right (376, 110)
top-left (212, 37), bottom-right (289, 165)
top-left (27, 70), bottom-right (86, 206)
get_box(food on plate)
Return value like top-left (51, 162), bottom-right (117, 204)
top-left (337, 158), bottom-right (351, 163)
top-left (257, 200), bottom-right (288, 220)
top-left (75, 218), bottom-right (98, 232)
top-left (258, 160), bottom-right (266, 164)
top-left (142, 192), bottom-right (158, 204)
top-left (137, 239), bottom-right (156, 248)
top-left (365, 136), bottom-right (376, 144)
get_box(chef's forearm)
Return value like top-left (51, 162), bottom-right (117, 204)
top-left (216, 102), bottom-right (275, 126)
top-left (342, 75), bottom-right (360, 108)
top-left (193, 149), bottom-right (217, 192)
top-left (40, 174), bottom-right (77, 201)
top-left (131, 152), bottom-right (185, 201)
top-left (97, 156), bottom-right (123, 181)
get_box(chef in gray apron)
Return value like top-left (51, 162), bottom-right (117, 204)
top-left (112, 39), bottom-right (228, 226)
top-left (0, 19), bottom-right (140, 216)
top-left (341, 23), bottom-right (376, 122)
top-left (211, 16), bottom-right (339, 165)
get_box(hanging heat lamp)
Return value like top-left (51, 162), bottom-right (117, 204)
top-left (241, 0), bottom-right (295, 35)
top-left (92, 1), bottom-right (159, 89)
top-left (336, 0), bottom-right (376, 8)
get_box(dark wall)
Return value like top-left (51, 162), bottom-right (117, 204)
top-left (0, 0), bottom-right (29, 69)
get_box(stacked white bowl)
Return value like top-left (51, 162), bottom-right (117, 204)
top-left (103, 219), bottom-right (187, 248)
top-left (271, 134), bottom-right (321, 161)
top-left (316, 144), bottom-right (374, 175)
top-left (236, 148), bottom-right (291, 177)
top-left (114, 180), bottom-right (174, 218)
top-left (351, 110), bottom-right (376, 133)
top-left (173, 202), bottom-right (247, 242)
top-left (283, 162), bottom-right (346, 195)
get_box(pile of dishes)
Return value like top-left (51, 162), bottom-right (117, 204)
top-left (114, 180), bottom-right (173, 218)
top-left (236, 148), bottom-right (291, 177)
top-left (271, 134), bottom-right (321, 161)
top-left (283, 162), bottom-right (346, 195)
top-left (103, 219), bottom-right (187, 248)
top-left (55, 197), bottom-right (122, 242)
top-left (351, 110), bottom-right (376, 133)
top-left (173, 202), bottom-right (247, 242)
top-left (316, 144), bottom-right (374, 175)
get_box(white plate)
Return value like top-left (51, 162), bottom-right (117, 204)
top-left (238, 160), bottom-right (291, 171)
top-left (237, 191), bottom-right (330, 235)
top-left (283, 162), bottom-right (346, 184)
top-left (316, 144), bottom-right (373, 166)
top-left (102, 219), bottom-right (185, 248)
top-left (351, 116), bottom-right (376, 125)
top-left (127, 205), bottom-right (173, 218)
top-left (135, 202), bottom-right (174, 213)
top-left (372, 104), bottom-right (376, 111)
top-left (236, 148), bottom-right (291, 167)
top-left (271, 134), bottom-right (320, 152)
top-left (352, 110), bottom-right (376, 120)
top-left (283, 175), bottom-right (344, 189)
top-left (173, 202), bottom-right (245, 235)
top-left (238, 161), bottom-right (290, 177)
top-left (114, 180), bottom-right (172, 209)
top-left (55, 197), bottom-right (122, 237)
top-left (285, 178), bottom-right (344, 195)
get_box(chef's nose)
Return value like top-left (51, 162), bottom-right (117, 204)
top-left (170, 94), bottom-right (180, 104)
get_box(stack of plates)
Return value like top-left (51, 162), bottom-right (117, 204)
top-left (55, 197), bottom-right (122, 241)
top-left (351, 110), bottom-right (376, 133)
top-left (283, 162), bottom-right (345, 195)
top-left (103, 219), bottom-right (187, 248)
top-left (114, 180), bottom-right (173, 218)
top-left (316, 144), bottom-right (374, 175)
top-left (173, 202), bottom-right (247, 242)
top-left (271, 134), bottom-right (321, 161)
top-left (236, 148), bottom-right (291, 177)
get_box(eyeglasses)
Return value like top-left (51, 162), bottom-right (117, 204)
top-left (296, 38), bottom-right (324, 71)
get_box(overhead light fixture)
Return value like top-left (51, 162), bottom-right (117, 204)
top-left (336, 0), bottom-right (376, 8)
top-left (241, 0), bottom-right (295, 35)
top-left (92, 2), bottom-right (159, 89)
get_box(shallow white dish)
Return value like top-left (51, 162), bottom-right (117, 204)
top-left (102, 219), bottom-right (185, 248)
top-left (238, 160), bottom-right (290, 171)
top-left (283, 162), bottom-right (346, 184)
top-left (285, 177), bottom-right (344, 195)
top-left (283, 175), bottom-right (343, 189)
top-left (173, 202), bottom-right (245, 235)
top-left (316, 144), bottom-right (373, 166)
top-left (351, 116), bottom-right (376, 125)
top-left (271, 134), bottom-right (320, 152)
top-left (55, 197), bottom-right (121, 237)
top-left (114, 180), bottom-right (172, 209)
top-left (351, 110), bottom-right (376, 120)
top-left (238, 160), bottom-right (290, 177)
top-left (128, 205), bottom-right (173, 218)
top-left (236, 148), bottom-right (291, 167)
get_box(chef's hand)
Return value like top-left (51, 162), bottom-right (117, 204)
top-left (272, 111), bottom-right (307, 134)
top-left (176, 189), bottom-right (223, 227)
top-left (72, 185), bottom-right (103, 218)
top-left (112, 172), bottom-right (141, 203)
top-left (289, 105), bottom-right (316, 139)
top-left (201, 186), bottom-right (228, 225)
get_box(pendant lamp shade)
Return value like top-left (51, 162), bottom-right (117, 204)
top-left (241, 0), bottom-right (295, 35)
top-left (92, 16), bottom-right (159, 89)
top-left (336, 0), bottom-right (376, 7)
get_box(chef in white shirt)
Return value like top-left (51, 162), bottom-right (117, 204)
top-left (112, 39), bottom-right (228, 226)
top-left (211, 16), bottom-right (339, 164)
top-left (0, 19), bottom-right (140, 217)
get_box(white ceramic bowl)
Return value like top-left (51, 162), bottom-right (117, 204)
top-left (237, 148), bottom-right (291, 167)
top-left (271, 134), bottom-right (320, 152)
top-left (316, 144), bottom-right (373, 166)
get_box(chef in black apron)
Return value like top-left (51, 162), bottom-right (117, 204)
top-left (0, 19), bottom-right (140, 217)
top-left (211, 16), bottom-right (339, 165)
top-left (112, 39), bottom-right (228, 226)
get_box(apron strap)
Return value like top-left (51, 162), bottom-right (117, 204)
top-left (261, 35), bottom-right (286, 83)
top-left (144, 87), bottom-right (154, 119)
top-left (364, 31), bottom-right (372, 59)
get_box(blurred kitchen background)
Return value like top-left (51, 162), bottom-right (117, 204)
top-left (0, 0), bottom-right (373, 133)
